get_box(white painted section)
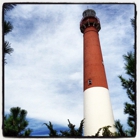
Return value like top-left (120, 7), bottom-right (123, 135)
top-left (84, 87), bottom-right (116, 136)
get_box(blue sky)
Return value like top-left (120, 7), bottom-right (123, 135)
top-left (4, 3), bottom-right (135, 136)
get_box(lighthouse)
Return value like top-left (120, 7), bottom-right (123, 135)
top-left (80, 9), bottom-right (115, 136)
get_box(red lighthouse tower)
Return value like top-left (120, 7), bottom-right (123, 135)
top-left (80, 9), bottom-right (115, 136)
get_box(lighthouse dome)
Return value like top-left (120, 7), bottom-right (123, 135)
top-left (82, 9), bottom-right (96, 18)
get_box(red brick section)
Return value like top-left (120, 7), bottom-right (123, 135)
top-left (83, 26), bottom-right (108, 91)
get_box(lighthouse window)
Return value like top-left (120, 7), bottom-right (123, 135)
top-left (88, 79), bottom-right (92, 85)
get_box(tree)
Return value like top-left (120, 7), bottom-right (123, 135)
top-left (117, 18), bottom-right (136, 136)
top-left (60, 119), bottom-right (84, 136)
top-left (131, 18), bottom-right (135, 31)
top-left (44, 119), bottom-right (84, 137)
top-left (114, 120), bottom-right (128, 136)
top-left (44, 119), bottom-right (121, 137)
top-left (94, 125), bottom-right (115, 137)
top-left (44, 122), bottom-right (58, 137)
top-left (3, 3), bottom-right (16, 63)
top-left (3, 107), bottom-right (32, 137)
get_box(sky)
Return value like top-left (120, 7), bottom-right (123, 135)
top-left (3, 3), bottom-right (135, 136)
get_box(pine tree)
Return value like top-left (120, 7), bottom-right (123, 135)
top-left (44, 122), bottom-right (58, 137)
top-left (44, 119), bottom-right (84, 137)
top-left (3, 3), bottom-right (16, 63)
top-left (3, 107), bottom-right (32, 137)
top-left (118, 18), bottom-right (136, 136)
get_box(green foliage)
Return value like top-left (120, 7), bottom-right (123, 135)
top-left (114, 120), bottom-right (127, 136)
top-left (101, 126), bottom-right (114, 136)
top-left (43, 118), bottom-right (136, 137)
top-left (3, 107), bottom-right (32, 137)
top-left (4, 41), bottom-right (14, 56)
top-left (44, 119), bottom-right (84, 137)
top-left (3, 3), bottom-right (16, 14)
top-left (3, 3), bottom-right (16, 63)
top-left (44, 120), bottom-right (118, 137)
top-left (44, 122), bottom-right (58, 137)
top-left (4, 21), bottom-right (13, 35)
top-left (131, 18), bottom-right (135, 31)
top-left (88, 125), bottom-right (115, 137)
top-left (60, 119), bottom-right (84, 136)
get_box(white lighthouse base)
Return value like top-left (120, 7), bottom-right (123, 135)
top-left (84, 87), bottom-right (116, 136)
